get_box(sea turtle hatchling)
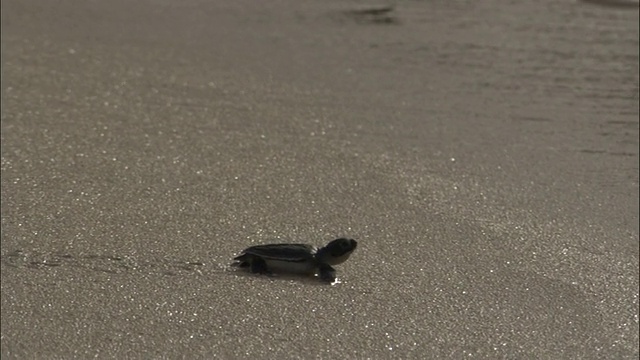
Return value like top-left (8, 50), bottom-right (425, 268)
top-left (232, 238), bottom-right (358, 283)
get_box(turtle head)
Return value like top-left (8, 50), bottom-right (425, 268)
top-left (316, 238), bottom-right (358, 265)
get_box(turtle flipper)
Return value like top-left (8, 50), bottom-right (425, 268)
top-left (250, 257), bottom-right (272, 275)
top-left (232, 253), bottom-right (249, 267)
top-left (318, 264), bottom-right (337, 283)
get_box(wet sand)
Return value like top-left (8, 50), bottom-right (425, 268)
top-left (1, 0), bottom-right (638, 358)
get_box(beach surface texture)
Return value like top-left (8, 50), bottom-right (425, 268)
top-left (1, 0), bottom-right (638, 358)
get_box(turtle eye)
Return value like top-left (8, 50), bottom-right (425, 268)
top-left (328, 238), bottom-right (356, 255)
top-left (338, 238), bottom-right (354, 250)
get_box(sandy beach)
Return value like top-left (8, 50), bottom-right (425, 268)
top-left (2, 0), bottom-right (638, 358)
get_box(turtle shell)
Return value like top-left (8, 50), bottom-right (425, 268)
top-left (234, 243), bottom-right (320, 275)
top-left (236, 243), bottom-right (317, 262)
